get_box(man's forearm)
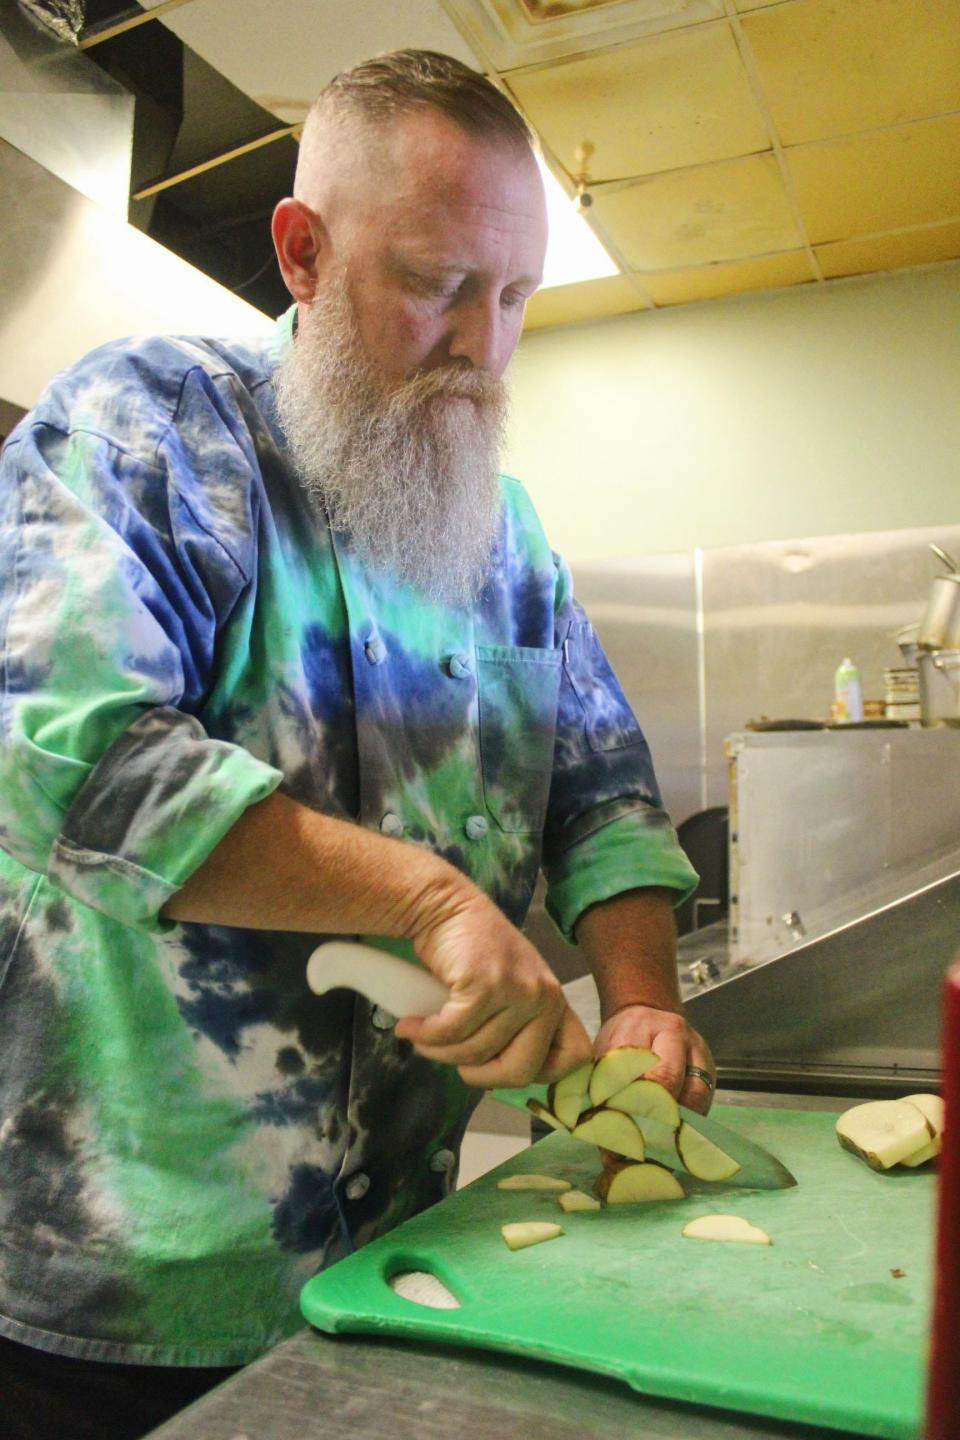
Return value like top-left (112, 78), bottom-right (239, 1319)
top-left (161, 789), bottom-right (465, 938)
top-left (574, 887), bottom-right (682, 1019)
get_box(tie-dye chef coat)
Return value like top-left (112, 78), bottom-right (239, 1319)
top-left (0, 306), bottom-right (697, 1366)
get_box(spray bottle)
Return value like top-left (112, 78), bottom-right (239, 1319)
top-left (834, 658), bottom-right (864, 724)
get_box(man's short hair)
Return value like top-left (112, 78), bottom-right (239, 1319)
top-left (315, 49), bottom-right (533, 149)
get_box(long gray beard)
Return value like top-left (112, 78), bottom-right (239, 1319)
top-left (274, 283), bottom-right (508, 606)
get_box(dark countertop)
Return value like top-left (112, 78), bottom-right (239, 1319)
top-left (143, 1322), bottom-right (877, 1440)
top-left (144, 1091), bottom-right (895, 1440)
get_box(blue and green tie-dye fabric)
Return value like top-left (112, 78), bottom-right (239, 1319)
top-left (0, 307), bottom-right (696, 1365)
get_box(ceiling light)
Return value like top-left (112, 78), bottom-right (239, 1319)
top-left (537, 154), bottom-right (620, 290)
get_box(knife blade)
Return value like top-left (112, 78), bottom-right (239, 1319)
top-left (493, 1083), bottom-right (797, 1191)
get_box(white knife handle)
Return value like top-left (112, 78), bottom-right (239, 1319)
top-left (306, 941), bottom-right (449, 1018)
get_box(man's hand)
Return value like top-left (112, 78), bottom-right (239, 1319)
top-left (593, 1002), bottom-right (716, 1116)
top-left (574, 887), bottom-right (717, 1116)
top-left (395, 895), bottom-right (592, 1090)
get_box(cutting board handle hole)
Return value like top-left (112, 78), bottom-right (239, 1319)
top-left (386, 1257), bottom-right (462, 1310)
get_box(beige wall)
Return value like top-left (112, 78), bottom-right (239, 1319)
top-left (506, 263), bottom-right (960, 563)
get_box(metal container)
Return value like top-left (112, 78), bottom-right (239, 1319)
top-left (919, 650), bottom-right (960, 727)
top-left (919, 573), bottom-right (960, 651)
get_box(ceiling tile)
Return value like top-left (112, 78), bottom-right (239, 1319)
top-left (506, 25), bottom-right (769, 182)
top-left (641, 249), bottom-right (814, 305)
top-left (593, 153), bottom-right (801, 268)
top-left (816, 223), bottom-right (960, 280)
top-left (733, 0), bottom-right (780, 10)
top-left (787, 117), bottom-right (960, 244)
top-left (523, 274), bottom-right (650, 330)
top-left (742, 0), bottom-right (960, 145)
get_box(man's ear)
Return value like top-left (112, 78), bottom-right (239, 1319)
top-left (272, 198), bottom-right (329, 302)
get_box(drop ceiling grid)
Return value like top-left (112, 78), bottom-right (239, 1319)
top-left (723, 0), bottom-right (823, 283)
top-left (497, 0), bottom-right (960, 316)
top-left (502, 14), bottom-right (815, 292)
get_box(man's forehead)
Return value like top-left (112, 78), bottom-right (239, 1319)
top-left (367, 109), bottom-right (543, 216)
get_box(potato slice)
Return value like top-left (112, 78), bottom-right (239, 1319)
top-left (572, 1107), bottom-right (646, 1162)
top-left (675, 1120), bottom-right (741, 1181)
top-left (899, 1093), bottom-right (944, 1167)
top-left (682, 1214), bottom-right (771, 1245)
top-left (548, 1061), bottom-right (593, 1130)
top-left (595, 1159), bottom-right (684, 1204)
top-left (606, 1078), bottom-right (680, 1129)
top-left (526, 1098), bottom-right (569, 1133)
top-left (836, 1100), bottom-right (931, 1170)
top-left (496, 1174), bottom-right (572, 1192)
top-left (558, 1189), bottom-right (601, 1213)
top-left (902, 1094), bottom-right (944, 1143)
top-left (501, 1222), bottom-right (563, 1251)
top-left (900, 1139), bottom-right (938, 1168)
top-left (588, 1046), bottom-right (659, 1105)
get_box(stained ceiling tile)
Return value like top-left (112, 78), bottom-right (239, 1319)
top-left (523, 274), bottom-right (650, 329)
top-left (742, 0), bottom-right (960, 145)
top-left (788, 117), bottom-right (960, 244)
top-left (593, 153), bottom-right (801, 269)
top-left (505, 24), bottom-right (769, 182)
top-left (816, 222), bottom-right (960, 280)
top-left (641, 249), bottom-right (815, 305)
top-left (733, 0), bottom-right (777, 10)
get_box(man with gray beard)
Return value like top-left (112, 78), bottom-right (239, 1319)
top-left (275, 273), bottom-right (506, 606)
top-left (0, 48), bottom-right (705, 1440)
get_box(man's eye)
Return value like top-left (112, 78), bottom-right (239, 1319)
top-left (411, 274), bottom-right (460, 299)
top-left (501, 291), bottom-right (526, 310)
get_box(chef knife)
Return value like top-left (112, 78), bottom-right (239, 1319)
top-left (306, 940), bottom-right (797, 1191)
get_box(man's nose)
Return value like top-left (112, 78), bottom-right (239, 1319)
top-left (447, 296), bottom-right (504, 375)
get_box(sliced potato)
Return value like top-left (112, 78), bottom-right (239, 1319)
top-left (572, 1107), bottom-right (646, 1162)
top-left (606, 1078), bottom-right (681, 1129)
top-left (496, 1174), bottom-right (572, 1192)
top-left (900, 1139), bottom-right (938, 1168)
top-left (526, 1098), bottom-right (569, 1133)
top-left (589, 1046), bottom-right (659, 1105)
top-left (899, 1094), bottom-right (944, 1167)
top-left (501, 1222), bottom-right (563, 1251)
top-left (675, 1120), bottom-right (741, 1182)
top-left (682, 1214), bottom-right (771, 1245)
top-left (548, 1061), bottom-right (593, 1130)
top-left (595, 1159), bottom-right (684, 1204)
top-left (558, 1189), bottom-right (602, 1213)
top-left (836, 1100), bottom-right (931, 1171)
top-left (902, 1093), bottom-right (944, 1143)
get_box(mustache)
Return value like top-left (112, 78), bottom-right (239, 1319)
top-left (389, 363), bottom-right (505, 405)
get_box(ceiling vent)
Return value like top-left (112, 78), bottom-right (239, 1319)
top-left (442, 0), bottom-right (724, 70)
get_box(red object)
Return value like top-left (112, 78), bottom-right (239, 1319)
top-left (927, 960), bottom-right (960, 1440)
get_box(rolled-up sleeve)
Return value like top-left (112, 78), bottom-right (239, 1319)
top-left (0, 408), bottom-right (283, 930)
top-left (541, 554), bottom-right (698, 941)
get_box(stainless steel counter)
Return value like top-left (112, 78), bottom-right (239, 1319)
top-left (143, 1322), bottom-right (876, 1440)
top-left (144, 1092), bottom-right (893, 1440)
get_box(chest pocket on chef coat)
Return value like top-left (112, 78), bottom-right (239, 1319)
top-left (476, 645), bottom-right (562, 833)
top-left (563, 619), bottom-right (644, 753)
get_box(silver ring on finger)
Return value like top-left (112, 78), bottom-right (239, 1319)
top-left (685, 1065), bottom-right (715, 1091)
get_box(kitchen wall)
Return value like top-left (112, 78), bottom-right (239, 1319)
top-left (507, 262), bottom-right (960, 563)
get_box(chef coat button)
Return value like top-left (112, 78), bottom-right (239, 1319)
top-left (447, 653), bottom-right (472, 679)
top-left (364, 634), bottom-right (387, 665)
top-left (380, 812), bottom-right (404, 837)
top-left (464, 814), bottom-right (489, 840)
top-left (344, 1172), bottom-right (370, 1201)
top-left (429, 1148), bottom-right (457, 1174)
top-left (371, 1004), bottom-right (395, 1031)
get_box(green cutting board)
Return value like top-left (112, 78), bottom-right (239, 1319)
top-left (300, 1107), bottom-right (933, 1439)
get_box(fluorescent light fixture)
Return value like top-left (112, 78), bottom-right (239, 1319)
top-left (537, 155), bottom-right (619, 290)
